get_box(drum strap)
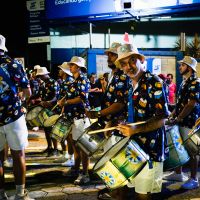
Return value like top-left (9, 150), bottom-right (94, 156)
top-left (128, 87), bottom-right (134, 123)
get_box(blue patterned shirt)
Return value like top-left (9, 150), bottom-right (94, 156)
top-left (64, 73), bottom-right (91, 120)
top-left (102, 69), bottom-right (129, 122)
top-left (0, 55), bottom-right (30, 126)
top-left (130, 71), bottom-right (169, 162)
top-left (175, 74), bottom-right (200, 128)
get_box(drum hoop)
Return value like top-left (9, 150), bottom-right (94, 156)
top-left (44, 114), bottom-right (60, 127)
top-left (26, 105), bottom-right (44, 120)
top-left (93, 137), bottom-right (130, 171)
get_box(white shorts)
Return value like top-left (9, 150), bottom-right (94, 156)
top-left (0, 115), bottom-right (29, 151)
top-left (71, 117), bottom-right (91, 141)
top-left (127, 162), bottom-right (163, 194)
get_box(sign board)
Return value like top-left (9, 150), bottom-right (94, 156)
top-left (27, 0), bottom-right (50, 43)
top-left (46, 0), bottom-right (116, 19)
top-left (46, 0), bottom-right (200, 20)
top-left (143, 58), bottom-right (161, 75)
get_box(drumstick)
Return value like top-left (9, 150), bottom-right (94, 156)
top-left (52, 96), bottom-right (66, 111)
top-left (88, 121), bottom-right (146, 135)
top-left (188, 117), bottom-right (200, 135)
top-left (51, 104), bottom-right (58, 111)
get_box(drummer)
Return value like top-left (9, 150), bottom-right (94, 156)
top-left (165, 56), bottom-right (200, 190)
top-left (85, 42), bottom-right (130, 199)
top-left (116, 43), bottom-right (169, 200)
top-left (53, 62), bottom-right (75, 166)
top-left (57, 56), bottom-right (91, 185)
top-left (86, 42), bottom-right (129, 145)
top-left (34, 67), bottom-right (60, 157)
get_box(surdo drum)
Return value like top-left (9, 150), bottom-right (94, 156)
top-left (26, 105), bottom-right (43, 127)
top-left (93, 137), bottom-right (149, 189)
top-left (164, 125), bottom-right (190, 171)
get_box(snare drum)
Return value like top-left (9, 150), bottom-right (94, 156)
top-left (38, 108), bottom-right (54, 126)
top-left (51, 117), bottom-right (72, 142)
top-left (43, 114), bottom-right (60, 128)
top-left (76, 121), bottom-right (106, 156)
top-left (93, 137), bottom-right (149, 189)
top-left (26, 105), bottom-right (44, 127)
top-left (164, 125), bottom-right (190, 171)
top-left (182, 125), bottom-right (200, 156)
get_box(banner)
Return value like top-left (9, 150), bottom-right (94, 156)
top-left (46, 0), bottom-right (116, 19)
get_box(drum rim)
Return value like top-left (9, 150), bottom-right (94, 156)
top-left (43, 114), bottom-right (60, 127)
top-left (26, 105), bottom-right (44, 120)
top-left (93, 136), bottom-right (129, 171)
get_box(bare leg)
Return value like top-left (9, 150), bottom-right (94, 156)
top-left (190, 155), bottom-right (199, 179)
top-left (72, 140), bottom-right (81, 170)
top-left (44, 129), bottom-right (53, 149)
top-left (81, 150), bottom-right (89, 174)
top-left (67, 135), bottom-right (74, 156)
top-left (0, 149), bottom-right (5, 189)
top-left (10, 149), bottom-right (26, 185)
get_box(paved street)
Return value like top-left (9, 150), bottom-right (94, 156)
top-left (3, 129), bottom-right (200, 200)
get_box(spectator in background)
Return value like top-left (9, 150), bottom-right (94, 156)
top-left (98, 73), bottom-right (107, 93)
top-left (167, 73), bottom-right (176, 105)
top-left (88, 72), bottom-right (102, 110)
top-left (158, 73), bottom-right (169, 104)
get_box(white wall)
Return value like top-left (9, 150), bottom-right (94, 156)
top-left (50, 33), bottom-right (193, 49)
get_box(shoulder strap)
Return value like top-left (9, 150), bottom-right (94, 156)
top-left (0, 65), bottom-right (17, 94)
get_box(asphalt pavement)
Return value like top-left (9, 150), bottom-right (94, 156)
top-left (3, 129), bottom-right (200, 200)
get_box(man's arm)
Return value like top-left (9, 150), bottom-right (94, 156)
top-left (176, 99), bottom-right (197, 122)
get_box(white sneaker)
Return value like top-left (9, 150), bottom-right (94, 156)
top-left (53, 154), bottom-right (69, 163)
top-left (74, 173), bottom-right (90, 185)
top-left (4, 157), bottom-right (13, 168)
top-left (163, 172), bottom-right (188, 182)
top-left (32, 127), bottom-right (39, 131)
top-left (14, 190), bottom-right (34, 200)
top-left (61, 157), bottom-right (75, 167)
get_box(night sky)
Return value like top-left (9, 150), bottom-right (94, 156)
top-left (1, 1), bottom-right (27, 58)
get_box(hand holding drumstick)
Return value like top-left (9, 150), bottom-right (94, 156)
top-left (88, 121), bottom-right (145, 135)
top-left (117, 122), bottom-right (143, 137)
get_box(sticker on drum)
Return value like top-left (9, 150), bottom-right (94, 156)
top-left (43, 114), bottom-right (60, 127)
top-left (183, 126), bottom-right (200, 156)
top-left (26, 105), bottom-right (43, 127)
top-left (164, 125), bottom-right (190, 171)
top-left (51, 117), bottom-right (72, 142)
top-left (93, 137), bottom-right (149, 189)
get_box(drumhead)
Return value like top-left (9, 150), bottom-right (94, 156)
top-left (93, 136), bottom-right (129, 171)
top-left (44, 114), bottom-right (60, 127)
top-left (26, 106), bottom-right (43, 120)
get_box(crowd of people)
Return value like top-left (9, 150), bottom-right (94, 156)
top-left (0, 33), bottom-right (200, 200)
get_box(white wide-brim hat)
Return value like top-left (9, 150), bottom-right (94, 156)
top-left (36, 67), bottom-right (50, 76)
top-left (105, 42), bottom-right (122, 55)
top-left (34, 65), bottom-right (41, 70)
top-left (58, 62), bottom-right (72, 76)
top-left (67, 56), bottom-right (86, 69)
top-left (178, 56), bottom-right (197, 72)
top-left (115, 43), bottom-right (145, 62)
top-left (0, 34), bottom-right (8, 52)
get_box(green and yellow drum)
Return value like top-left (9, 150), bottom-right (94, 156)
top-left (93, 136), bottom-right (149, 189)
